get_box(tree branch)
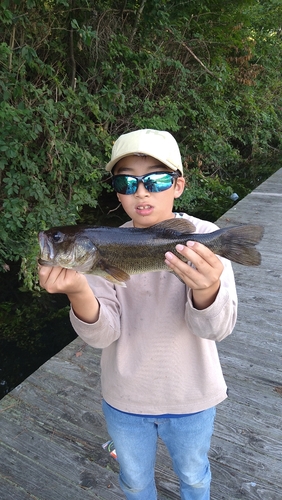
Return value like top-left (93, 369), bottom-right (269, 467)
top-left (167, 27), bottom-right (221, 80)
top-left (129, 0), bottom-right (146, 45)
top-left (9, 24), bottom-right (16, 71)
top-left (69, 25), bottom-right (76, 90)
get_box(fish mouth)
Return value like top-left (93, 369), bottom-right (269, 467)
top-left (38, 258), bottom-right (53, 266)
top-left (38, 232), bottom-right (54, 261)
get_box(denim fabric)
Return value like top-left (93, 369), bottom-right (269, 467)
top-left (102, 400), bottom-right (216, 500)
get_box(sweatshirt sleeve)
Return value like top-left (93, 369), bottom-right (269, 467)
top-left (185, 256), bottom-right (238, 341)
top-left (69, 276), bottom-right (121, 348)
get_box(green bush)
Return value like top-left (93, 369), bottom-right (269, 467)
top-left (0, 0), bottom-right (281, 288)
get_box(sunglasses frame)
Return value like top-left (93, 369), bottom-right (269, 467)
top-left (111, 171), bottom-right (181, 195)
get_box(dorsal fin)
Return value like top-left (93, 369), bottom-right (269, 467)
top-left (148, 218), bottom-right (196, 236)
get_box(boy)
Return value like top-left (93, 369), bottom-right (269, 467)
top-left (38, 129), bottom-right (237, 500)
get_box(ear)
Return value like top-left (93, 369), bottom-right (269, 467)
top-left (174, 176), bottom-right (185, 199)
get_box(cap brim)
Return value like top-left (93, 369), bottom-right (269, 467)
top-left (106, 153), bottom-right (180, 173)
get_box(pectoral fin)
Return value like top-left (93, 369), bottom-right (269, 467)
top-left (98, 259), bottom-right (131, 286)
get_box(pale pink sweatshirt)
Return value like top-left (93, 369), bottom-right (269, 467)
top-left (70, 214), bottom-right (238, 414)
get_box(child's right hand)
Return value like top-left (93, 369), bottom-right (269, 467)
top-left (38, 264), bottom-right (88, 295)
top-left (38, 265), bottom-right (100, 323)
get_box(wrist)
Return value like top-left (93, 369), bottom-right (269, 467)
top-left (68, 287), bottom-right (100, 324)
top-left (192, 280), bottom-right (220, 310)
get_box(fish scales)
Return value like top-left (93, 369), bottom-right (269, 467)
top-left (38, 219), bottom-right (264, 285)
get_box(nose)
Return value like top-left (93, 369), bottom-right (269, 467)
top-left (135, 180), bottom-right (149, 197)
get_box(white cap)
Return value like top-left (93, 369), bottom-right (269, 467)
top-left (105, 129), bottom-right (183, 174)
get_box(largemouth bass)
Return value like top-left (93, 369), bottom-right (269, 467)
top-left (38, 219), bottom-right (264, 285)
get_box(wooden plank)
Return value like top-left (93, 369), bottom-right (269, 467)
top-left (210, 462), bottom-right (279, 500)
top-left (0, 168), bottom-right (282, 500)
top-left (0, 437), bottom-right (122, 500)
top-left (210, 168), bottom-right (282, 499)
top-left (0, 393), bottom-right (123, 499)
top-left (0, 477), bottom-right (39, 500)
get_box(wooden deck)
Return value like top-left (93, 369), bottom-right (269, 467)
top-left (0, 169), bottom-right (282, 500)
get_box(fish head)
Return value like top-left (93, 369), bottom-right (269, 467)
top-left (38, 226), bottom-right (98, 273)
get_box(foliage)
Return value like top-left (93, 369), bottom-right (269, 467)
top-left (0, 0), bottom-right (282, 288)
top-left (174, 169), bottom-right (237, 222)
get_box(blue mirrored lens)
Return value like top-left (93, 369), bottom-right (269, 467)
top-left (112, 172), bottom-right (176, 195)
top-left (146, 173), bottom-right (173, 192)
top-left (112, 176), bottom-right (138, 194)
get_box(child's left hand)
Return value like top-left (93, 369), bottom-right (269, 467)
top-left (165, 241), bottom-right (224, 309)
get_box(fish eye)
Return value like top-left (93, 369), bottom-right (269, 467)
top-left (52, 231), bottom-right (64, 243)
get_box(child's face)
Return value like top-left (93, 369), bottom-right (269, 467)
top-left (113, 155), bottom-right (185, 228)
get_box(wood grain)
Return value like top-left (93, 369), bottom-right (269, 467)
top-left (0, 168), bottom-right (282, 499)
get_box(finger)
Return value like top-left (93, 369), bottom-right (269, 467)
top-left (38, 265), bottom-right (64, 289)
top-left (164, 244), bottom-right (206, 276)
top-left (178, 242), bottom-right (224, 276)
top-left (180, 241), bottom-right (220, 267)
top-left (165, 243), bottom-right (223, 289)
top-left (165, 251), bottom-right (199, 287)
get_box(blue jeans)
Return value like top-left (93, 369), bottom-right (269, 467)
top-left (102, 400), bottom-right (216, 500)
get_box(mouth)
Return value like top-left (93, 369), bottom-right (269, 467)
top-left (135, 204), bottom-right (154, 216)
top-left (38, 258), bottom-right (53, 266)
top-left (136, 205), bottom-right (152, 210)
top-left (38, 232), bottom-right (54, 261)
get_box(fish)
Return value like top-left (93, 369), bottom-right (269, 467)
top-left (38, 218), bottom-right (264, 286)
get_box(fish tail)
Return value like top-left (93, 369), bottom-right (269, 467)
top-left (224, 245), bottom-right (261, 266)
top-left (218, 225), bottom-right (264, 266)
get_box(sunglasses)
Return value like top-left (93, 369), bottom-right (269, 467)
top-left (111, 171), bottom-right (180, 195)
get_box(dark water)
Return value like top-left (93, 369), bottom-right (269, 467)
top-left (0, 198), bottom-right (129, 400)
top-left (0, 263), bottom-right (76, 398)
